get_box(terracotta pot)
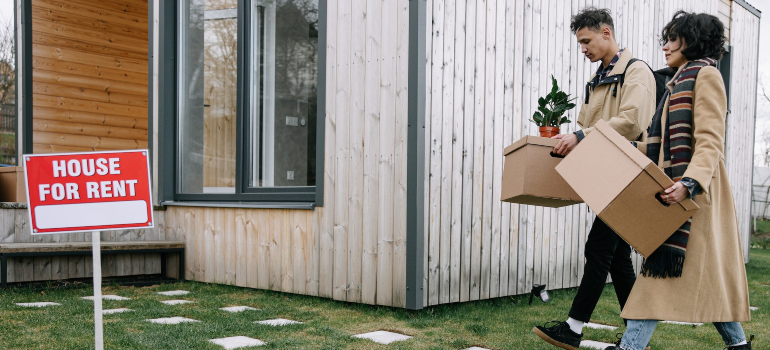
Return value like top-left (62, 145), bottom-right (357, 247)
top-left (539, 126), bottom-right (560, 138)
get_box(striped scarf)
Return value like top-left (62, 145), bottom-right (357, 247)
top-left (640, 58), bottom-right (717, 279)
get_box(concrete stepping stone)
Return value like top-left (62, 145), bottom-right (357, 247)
top-left (81, 295), bottom-right (131, 301)
top-left (352, 331), bottom-right (412, 345)
top-left (209, 336), bottom-right (265, 349)
top-left (255, 318), bottom-right (303, 326)
top-left (157, 290), bottom-right (190, 296)
top-left (146, 317), bottom-right (200, 324)
top-left (161, 299), bottom-right (194, 305)
top-left (220, 306), bottom-right (259, 313)
top-left (103, 308), bottom-right (133, 315)
top-left (585, 322), bottom-right (618, 330)
top-left (750, 306), bottom-right (759, 311)
top-left (15, 302), bottom-right (60, 307)
top-left (662, 321), bottom-right (703, 326)
top-left (581, 340), bottom-right (615, 349)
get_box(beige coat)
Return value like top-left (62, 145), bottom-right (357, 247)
top-left (621, 64), bottom-right (751, 323)
top-left (576, 49), bottom-right (656, 141)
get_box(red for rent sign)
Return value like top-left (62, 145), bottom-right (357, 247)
top-left (23, 150), bottom-right (154, 235)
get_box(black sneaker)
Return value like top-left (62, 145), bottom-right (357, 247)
top-left (533, 321), bottom-right (582, 350)
top-left (725, 335), bottom-right (754, 350)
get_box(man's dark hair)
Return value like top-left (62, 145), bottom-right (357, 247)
top-left (661, 11), bottom-right (726, 60)
top-left (570, 7), bottom-right (614, 35)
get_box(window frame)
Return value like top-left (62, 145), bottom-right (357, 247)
top-left (158, 0), bottom-right (326, 208)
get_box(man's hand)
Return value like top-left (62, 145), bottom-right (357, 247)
top-left (660, 181), bottom-right (688, 205)
top-left (552, 133), bottom-right (579, 156)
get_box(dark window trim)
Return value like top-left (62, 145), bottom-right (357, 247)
top-left (18, 0), bottom-right (32, 158)
top-left (158, 0), bottom-right (326, 207)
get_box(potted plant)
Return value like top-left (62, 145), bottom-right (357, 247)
top-left (531, 75), bottom-right (577, 138)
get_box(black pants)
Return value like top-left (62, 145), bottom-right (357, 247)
top-left (568, 217), bottom-right (637, 323)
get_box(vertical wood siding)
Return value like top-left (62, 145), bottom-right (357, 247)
top-left (30, 0), bottom-right (149, 153)
top-left (423, 0), bottom-right (757, 307)
top-left (726, 4), bottom-right (760, 264)
top-left (164, 0), bottom-right (411, 308)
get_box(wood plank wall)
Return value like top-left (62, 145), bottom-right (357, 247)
top-left (163, 0), bottom-right (411, 308)
top-left (718, 0), bottom-right (732, 44)
top-left (421, 0), bottom-right (759, 307)
top-left (726, 3), bottom-right (760, 264)
top-left (31, 0), bottom-right (149, 153)
top-left (0, 208), bottom-right (174, 283)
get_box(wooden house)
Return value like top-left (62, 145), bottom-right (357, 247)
top-left (8, 0), bottom-right (761, 309)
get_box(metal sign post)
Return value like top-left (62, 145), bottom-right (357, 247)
top-left (92, 230), bottom-right (103, 350)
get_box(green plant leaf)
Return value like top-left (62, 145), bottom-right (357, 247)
top-left (532, 111), bottom-right (543, 126)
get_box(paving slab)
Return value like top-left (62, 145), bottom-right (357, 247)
top-left (580, 340), bottom-right (615, 349)
top-left (146, 317), bottom-right (200, 324)
top-left (15, 302), bottom-right (60, 307)
top-left (352, 331), bottom-right (412, 345)
top-left (662, 321), bottom-right (703, 326)
top-left (585, 322), bottom-right (618, 330)
top-left (161, 299), bottom-right (194, 305)
top-left (209, 336), bottom-right (265, 349)
top-left (157, 290), bottom-right (190, 296)
top-left (220, 306), bottom-right (259, 313)
top-left (255, 318), bottom-right (303, 326)
top-left (103, 308), bottom-right (133, 315)
top-left (81, 295), bottom-right (131, 301)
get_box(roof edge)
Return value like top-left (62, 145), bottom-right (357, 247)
top-left (734, 0), bottom-right (762, 18)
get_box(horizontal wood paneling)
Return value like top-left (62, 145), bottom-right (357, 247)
top-left (1, 208), bottom-right (170, 283)
top-left (31, 0), bottom-right (148, 154)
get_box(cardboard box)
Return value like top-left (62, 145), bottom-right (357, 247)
top-left (0, 166), bottom-right (27, 203)
top-left (500, 136), bottom-right (582, 208)
top-left (555, 120), bottom-right (698, 257)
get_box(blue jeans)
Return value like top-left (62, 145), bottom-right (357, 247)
top-left (619, 320), bottom-right (746, 350)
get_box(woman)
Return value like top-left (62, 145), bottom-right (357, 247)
top-left (605, 11), bottom-right (752, 350)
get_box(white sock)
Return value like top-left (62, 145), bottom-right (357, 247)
top-left (732, 340), bottom-right (748, 346)
top-left (566, 317), bottom-right (584, 334)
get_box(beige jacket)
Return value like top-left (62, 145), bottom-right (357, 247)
top-left (621, 64), bottom-right (751, 322)
top-left (576, 49), bottom-right (656, 141)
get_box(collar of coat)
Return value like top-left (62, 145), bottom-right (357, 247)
top-left (588, 48), bottom-right (633, 89)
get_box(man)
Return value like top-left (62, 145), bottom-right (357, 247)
top-left (532, 7), bottom-right (656, 350)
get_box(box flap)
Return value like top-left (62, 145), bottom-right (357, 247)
top-left (643, 163), bottom-right (700, 212)
top-left (594, 120), bottom-right (653, 169)
top-left (503, 136), bottom-right (559, 156)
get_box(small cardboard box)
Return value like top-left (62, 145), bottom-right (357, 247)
top-left (555, 120), bottom-right (698, 257)
top-left (0, 166), bottom-right (27, 203)
top-left (500, 136), bottom-right (582, 208)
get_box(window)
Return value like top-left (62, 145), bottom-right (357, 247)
top-left (175, 0), bottom-right (320, 203)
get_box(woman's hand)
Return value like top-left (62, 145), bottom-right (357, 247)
top-left (661, 181), bottom-right (688, 205)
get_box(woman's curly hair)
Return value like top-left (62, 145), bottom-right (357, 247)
top-left (660, 11), bottom-right (726, 61)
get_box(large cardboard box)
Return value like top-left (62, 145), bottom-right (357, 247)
top-left (0, 166), bottom-right (26, 203)
top-left (555, 120), bottom-right (698, 257)
top-left (501, 136), bottom-right (582, 208)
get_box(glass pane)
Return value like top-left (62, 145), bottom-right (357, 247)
top-left (178, 0), bottom-right (238, 194)
top-left (0, 14), bottom-right (16, 165)
top-left (249, 0), bottom-right (317, 187)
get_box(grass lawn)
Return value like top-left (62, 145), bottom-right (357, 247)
top-left (1, 249), bottom-right (768, 349)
